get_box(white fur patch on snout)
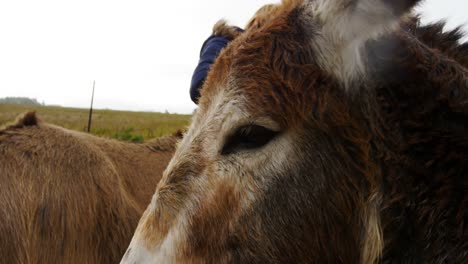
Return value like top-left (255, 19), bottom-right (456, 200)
top-left (120, 239), bottom-right (156, 264)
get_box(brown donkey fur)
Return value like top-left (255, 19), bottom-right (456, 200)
top-left (0, 112), bottom-right (180, 264)
top-left (123, 1), bottom-right (467, 263)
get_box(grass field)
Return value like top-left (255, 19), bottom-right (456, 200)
top-left (0, 104), bottom-right (191, 142)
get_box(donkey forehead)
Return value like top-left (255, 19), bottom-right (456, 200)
top-left (196, 0), bottom-right (411, 127)
top-left (198, 8), bottom-right (323, 128)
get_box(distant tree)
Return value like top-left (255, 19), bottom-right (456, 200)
top-left (0, 97), bottom-right (42, 106)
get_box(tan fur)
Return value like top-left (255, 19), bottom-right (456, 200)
top-left (0, 112), bottom-right (179, 264)
top-left (212, 20), bottom-right (243, 40)
top-left (361, 199), bottom-right (383, 264)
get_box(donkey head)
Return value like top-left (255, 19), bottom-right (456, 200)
top-left (121, 0), bottom-right (464, 263)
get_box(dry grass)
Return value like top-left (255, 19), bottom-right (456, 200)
top-left (0, 104), bottom-right (191, 141)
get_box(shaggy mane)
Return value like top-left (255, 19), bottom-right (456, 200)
top-left (407, 16), bottom-right (468, 67)
top-left (1, 111), bottom-right (40, 133)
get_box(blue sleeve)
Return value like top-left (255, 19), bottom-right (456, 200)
top-left (190, 36), bottom-right (231, 104)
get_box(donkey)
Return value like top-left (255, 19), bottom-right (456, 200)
top-left (122, 0), bottom-right (467, 263)
top-left (0, 112), bottom-right (180, 264)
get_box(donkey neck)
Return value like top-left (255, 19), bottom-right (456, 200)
top-left (367, 30), bottom-right (467, 263)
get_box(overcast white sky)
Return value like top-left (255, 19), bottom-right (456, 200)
top-left (0, 0), bottom-right (467, 114)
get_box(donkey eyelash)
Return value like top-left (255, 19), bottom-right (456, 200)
top-left (221, 125), bottom-right (279, 155)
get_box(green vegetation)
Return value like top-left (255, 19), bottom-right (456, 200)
top-left (113, 128), bottom-right (145, 143)
top-left (0, 104), bottom-right (191, 141)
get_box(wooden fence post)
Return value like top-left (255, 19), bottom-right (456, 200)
top-left (87, 80), bottom-right (95, 133)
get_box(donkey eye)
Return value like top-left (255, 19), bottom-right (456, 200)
top-left (221, 125), bottom-right (279, 155)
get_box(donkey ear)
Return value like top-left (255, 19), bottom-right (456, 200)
top-left (309, 0), bottom-right (423, 36)
top-left (305, 0), bottom-right (423, 86)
